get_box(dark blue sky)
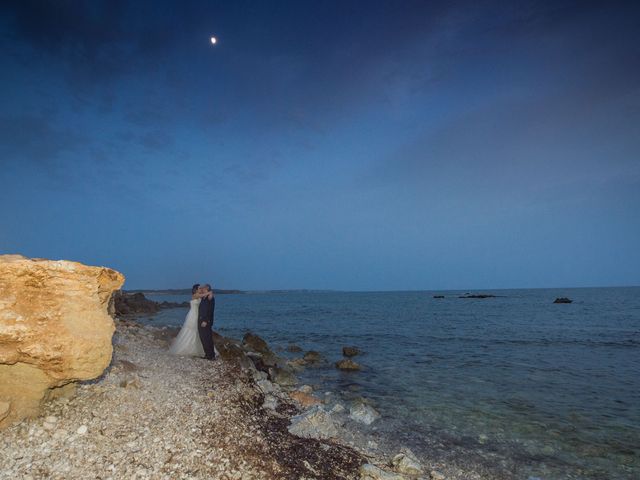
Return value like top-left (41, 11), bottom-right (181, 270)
top-left (1, 1), bottom-right (639, 290)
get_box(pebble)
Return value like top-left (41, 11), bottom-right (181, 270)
top-left (76, 425), bottom-right (88, 435)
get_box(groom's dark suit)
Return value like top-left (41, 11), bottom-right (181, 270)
top-left (198, 294), bottom-right (216, 360)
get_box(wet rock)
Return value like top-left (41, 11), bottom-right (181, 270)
top-left (213, 334), bottom-right (256, 372)
top-left (391, 448), bottom-right (423, 476)
top-left (342, 346), bottom-right (361, 357)
top-left (430, 470), bottom-right (446, 480)
top-left (360, 463), bottom-right (407, 480)
top-left (336, 359), bottom-right (362, 371)
top-left (303, 350), bottom-right (324, 363)
top-left (287, 406), bottom-right (341, 440)
top-left (286, 344), bottom-right (303, 352)
top-left (287, 358), bottom-right (307, 371)
top-left (433, 295), bottom-right (445, 299)
top-left (297, 385), bottom-right (313, 394)
top-left (270, 367), bottom-right (298, 387)
top-left (553, 297), bottom-right (573, 304)
top-left (331, 403), bottom-right (345, 414)
top-left (289, 391), bottom-right (321, 407)
top-left (350, 403), bottom-right (381, 425)
top-left (242, 332), bottom-right (270, 354)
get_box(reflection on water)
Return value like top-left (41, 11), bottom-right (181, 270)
top-left (146, 287), bottom-right (640, 479)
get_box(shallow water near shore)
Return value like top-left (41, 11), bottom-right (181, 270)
top-left (144, 287), bottom-right (640, 479)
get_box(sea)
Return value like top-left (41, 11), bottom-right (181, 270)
top-left (140, 287), bottom-right (640, 480)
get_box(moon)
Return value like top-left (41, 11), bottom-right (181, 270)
top-left (210, 36), bottom-right (217, 45)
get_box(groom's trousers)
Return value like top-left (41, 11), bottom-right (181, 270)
top-left (198, 323), bottom-right (216, 360)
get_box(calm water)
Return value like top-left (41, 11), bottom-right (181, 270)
top-left (144, 288), bottom-right (640, 479)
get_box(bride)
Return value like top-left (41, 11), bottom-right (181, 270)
top-left (169, 284), bottom-right (209, 357)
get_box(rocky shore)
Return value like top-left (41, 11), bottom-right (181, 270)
top-left (0, 316), bottom-right (463, 480)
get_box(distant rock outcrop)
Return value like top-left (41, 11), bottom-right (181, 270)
top-left (113, 292), bottom-right (188, 316)
top-left (553, 297), bottom-right (573, 304)
top-left (459, 294), bottom-right (496, 299)
top-left (0, 255), bottom-right (124, 429)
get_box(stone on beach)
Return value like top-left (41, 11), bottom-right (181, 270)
top-left (360, 463), bottom-right (408, 480)
top-left (391, 447), bottom-right (424, 476)
top-left (287, 405), bottom-right (342, 440)
top-left (0, 254), bottom-right (124, 429)
top-left (350, 402), bottom-right (381, 425)
top-left (336, 358), bottom-right (362, 371)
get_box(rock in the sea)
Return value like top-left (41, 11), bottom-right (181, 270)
top-left (303, 350), bottom-right (324, 363)
top-left (336, 359), bottom-right (362, 371)
top-left (287, 406), bottom-right (341, 440)
top-left (289, 391), bottom-right (321, 407)
top-left (391, 448), bottom-right (423, 476)
top-left (458, 294), bottom-right (496, 299)
top-left (553, 297), bottom-right (573, 304)
top-left (342, 346), bottom-right (361, 357)
top-left (433, 295), bottom-right (445, 299)
top-left (270, 367), bottom-right (298, 386)
top-left (360, 463), bottom-right (407, 480)
top-left (242, 332), bottom-right (271, 354)
top-left (0, 255), bottom-right (124, 429)
top-left (350, 402), bottom-right (381, 425)
top-left (286, 344), bottom-right (303, 352)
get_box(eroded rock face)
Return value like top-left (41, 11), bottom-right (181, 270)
top-left (0, 255), bottom-right (124, 428)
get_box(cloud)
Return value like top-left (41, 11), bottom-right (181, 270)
top-left (0, 114), bottom-right (88, 168)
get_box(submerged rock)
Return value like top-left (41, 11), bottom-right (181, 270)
top-left (303, 350), bottom-right (324, 363)
top-left (342, 346), bottom-right (361, 357)
top-left (350, 403), bottom-right (381, 425)
top-left (391, 448), bottom-right (423, 476)
top-left (270, 367), bottom-right (298, 386)
top-left (433, 295), bottom-right (445, 299)
top-left (289, 391), bottom-right (321, 407)
top-left (0, 255), bottom-right (124, 429)
top-left (553, 297), bottom-right (573, 304)
top-left (336, 359), bottom-right (362, 371)
top-left (286, 344), bottom-right (303, 352)
top-left (287, 406), bottom-right (341, 440)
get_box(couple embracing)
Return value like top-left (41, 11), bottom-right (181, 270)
top-left (169, 284), bottom-right (217, 360)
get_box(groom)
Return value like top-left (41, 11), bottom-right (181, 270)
top-left (198, 284), bottom-right (216, 360)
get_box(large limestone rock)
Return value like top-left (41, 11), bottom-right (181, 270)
top-left (0, 255), bottom-right (124, 428)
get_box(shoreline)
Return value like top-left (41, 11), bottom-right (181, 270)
top-left (0, 316), bottom-right (480, 480)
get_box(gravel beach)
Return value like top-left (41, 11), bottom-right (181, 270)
top-left (0, 319), bottom-right (364, 480)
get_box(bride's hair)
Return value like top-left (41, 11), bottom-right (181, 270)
top-left (192, 284), bottom-right (200, 294)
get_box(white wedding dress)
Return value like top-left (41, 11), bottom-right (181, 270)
top-left (169, 298), bottom-right (205, 357)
